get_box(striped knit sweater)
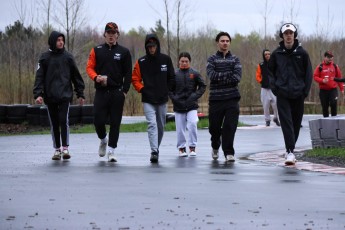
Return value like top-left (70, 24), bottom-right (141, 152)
top-left (206, 50), bottom-right (242, 101)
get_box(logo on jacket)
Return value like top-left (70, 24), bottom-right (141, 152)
top-left (161, 65), bottom-right (167, 71)
top-left (114, 53), bottom-right (121, 60)
top-left (189, 73), bottom-right (194, 79)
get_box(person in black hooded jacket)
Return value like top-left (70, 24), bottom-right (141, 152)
top-left (255, 49), bottom-right (280, 127)
top-left (132, 33), bottom-right (175, 163)
top-left (33, 31), bottom-right (85, 161)
top-left (268, 23), bottom-right (312, 165)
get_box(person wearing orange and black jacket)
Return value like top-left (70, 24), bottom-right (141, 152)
top-left (255, 49), bottom-right (280, 127)
top-left (132, 33), bottom-right (175, 163)
top-left (313, 50), bottom-right (344, 117)
top-left (86, 22), bottom-right (132, 163)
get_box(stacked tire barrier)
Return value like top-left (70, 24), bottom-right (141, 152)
top-left (309, 117), bottom-right (345, 148)
top-left (0, 104), bottom-right (95, 126)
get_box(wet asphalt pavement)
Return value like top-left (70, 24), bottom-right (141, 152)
top-left (0, 115), bottom-right (345, 229)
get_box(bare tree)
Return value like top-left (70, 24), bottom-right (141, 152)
top-left (38, 0), bottom-right (52, 36)
top-left (176, 0), bottom-right (181, 60)
top-left (53, 0), bottom-right (86, 52)
top-left (163, 0), bottom-right (171, 56)
top-left (259, 0), bottom-right (274, 45)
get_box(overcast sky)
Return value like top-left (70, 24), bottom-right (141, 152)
top-left (1, 0), bottom-right (344, 38)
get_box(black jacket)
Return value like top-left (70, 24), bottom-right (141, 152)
top-left (268, 39), bottom-right (312, 99)
top-left (169, 68), bottom-right (206, 112)
top-left (86, 42), bottom-right (132, 93)
top-left (33, 31), bottom-right (85, 103)
top-left (132, 34), bottom-right (175, 104)
top-left (258, 49), bottom-right (272, 89)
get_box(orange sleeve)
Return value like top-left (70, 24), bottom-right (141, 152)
top-left (131, 60), bottom-right (144, 93)
top-left (86, 48), bottom-right (97, 80)
top-left (255, 64), bottom-right (262, 84)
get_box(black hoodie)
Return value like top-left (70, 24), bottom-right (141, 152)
top-left (33, 31), bottom-right (85, 103)
top-left (268, 39), bottom-right (312, 99)
top-left (132, 34), bottom-right (175, 104)
top-left (258, 49), bottom-right (272, 89)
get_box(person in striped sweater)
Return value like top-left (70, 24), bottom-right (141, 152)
top-left (206, 32), bottom-right (242, 162)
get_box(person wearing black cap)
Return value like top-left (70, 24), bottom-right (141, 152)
top-left (206, 31), bottom-right (242, 162)
top-left (34, 31), bottom-right (85, 161)
top-left (313, 50), bottom-right (343, 117)
top-left (268, 23), bottom-right (312, 165)
top-left (86, 22), bottom-right (132, 162)
top-left (132, 34), bottom-right (175, 163)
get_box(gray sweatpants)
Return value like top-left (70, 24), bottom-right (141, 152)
top-left (143, 103), bottom-right (167, 153)
top-left (261, 88), bottom-right (278, 121)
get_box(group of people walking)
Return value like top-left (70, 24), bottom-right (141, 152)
top-left (33, 22), bottom-right (342, 166)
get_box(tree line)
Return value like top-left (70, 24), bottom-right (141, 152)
top-left (0, 18), bottom-right (344, 115)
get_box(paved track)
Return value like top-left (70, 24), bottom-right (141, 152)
top-left (0, 115), bottom-right (345, 229)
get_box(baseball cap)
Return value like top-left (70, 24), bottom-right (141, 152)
top-left (324, 50), bottom-right (334, 58)
top-left (105, 22), bottom-right (119, 33)
top-left (281, 23), bottom-right (297, 33)
top-left (146, 39), bottom-right (157, 47)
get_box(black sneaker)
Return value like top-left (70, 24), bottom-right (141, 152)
top-left (150, 152), bottom-right (159, 163)
top-left (266, 121), bottom-right (270, 127)
top-left (273, 118), bottom-right (281, 126)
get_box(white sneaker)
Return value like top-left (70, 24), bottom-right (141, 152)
top-left (107, 152), bottom-right (117, 162)
top-left (62, 149), bottom-right (71, 160)
top-left (52, 150), bottom-right (61, 160)
top-left (226, 155), bottom-right (235, 162)
top-left (212, 149), bottom-right (219, 160)
top-left (179, 148), bottom-right (188, 157)
top-left (98, 138), bottom-right (107, 157)
top-left (188, 147), bottom-right (196, 157)
top-left (285, 152), bottom-right (296, 165)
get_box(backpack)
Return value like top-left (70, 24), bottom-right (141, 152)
top-left (319, 63), bottom-right (338, 78)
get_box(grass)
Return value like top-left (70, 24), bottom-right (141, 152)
top-left (69, 117), bottom-right (242, 133)
top-left (305, 148), bottom-right (345, 159)
top-left (1, 117), bottom-right (247, 136)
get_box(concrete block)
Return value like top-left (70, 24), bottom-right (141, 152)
top-left (311, 139), bottom-right (324, 149)
top-left (323, 138), bottom-right (341, 148)
top-left (337, 118), bottom-right (345, 139)
top-left (320, 118), bottom-right (339, 139)
top-left (309, 119), bottom-right (322, 139)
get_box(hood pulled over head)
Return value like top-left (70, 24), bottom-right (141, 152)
top-left (144, 33), bottom-right (160, 55)
top-left (262, 48), bottom-right (270, 62)
top-left (48, 31), bottom-right (65, 52)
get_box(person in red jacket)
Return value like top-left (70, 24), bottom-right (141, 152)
top-left (313, 51), bottom-right (343, 117)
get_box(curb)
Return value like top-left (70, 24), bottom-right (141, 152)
top-left (248, 148), bottom-right (345, 175)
